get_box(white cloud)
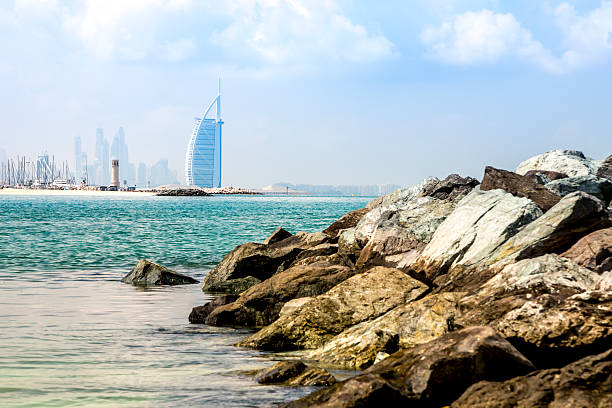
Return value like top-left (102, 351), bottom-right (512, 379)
top-left (420, 2), bottom-right (612, 73)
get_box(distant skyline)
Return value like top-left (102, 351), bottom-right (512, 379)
top-left (1, 1), bottom-right (611, 188)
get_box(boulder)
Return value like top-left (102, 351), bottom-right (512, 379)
top-left (203, 276), bottom-right (261, 294)
top-left (188, 294), bottom-right (238, 324)
top-left (255, 361), bottom-right (336, 386)
top-left (283, 326), bottom-right (535, 408)
top-left (337, 228), bottom-right (361, 259)
top-left (279, 297), bottom-right (313, 317)
top-left (121, 259), bottom-right (199, 286)
top-left (353, 206), bottom-right (396, 248)
top-left (411, 188), bottom-right (542, 284)
top-left (284, 243), bottom-right (338, 270)
top-left (545, 175), bottom-right (612, 204)
top-left (322, 208), bottom-right (369, 238)
top-left (202, 231), bottom-right (330, 292)
top-left (365, 177), bottom-right (437, 210)
top-left (356, 197), bottom-right (456, 270)
top-left (263, 227), bottom-right (292, 245)
top-left (523, 169), bottom-right (568, 184)
top-left (418, 173), bottom-right (480, 201)
top-left (480, 166), bottom-right (561, 211)
top-left (238, 267), bottom-right (428, 351)
top-left (307, 292), bottom-right (464, 369)
top-left (516, 149), bottom-right (601, 177)
top-left (204, 260), bottom-right (358, 328)
top-left (561, 227), bottom-right (612, 273)
top-left (452, 349), bottom-right (612, 408)
top-left (596, 154), bottom-right (612, 180)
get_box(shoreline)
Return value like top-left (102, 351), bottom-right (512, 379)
top-left (0, 187), bottom-right (156, 197)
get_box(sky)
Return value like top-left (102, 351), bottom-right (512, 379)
top-left (0, 0), bottom-right (611, 188)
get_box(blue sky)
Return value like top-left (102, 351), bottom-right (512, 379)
top-left (0, 0), bottom-right (611, 187)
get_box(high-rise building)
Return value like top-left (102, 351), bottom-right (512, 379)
top-left (95, 128), bottom-right (109, 185)
top-left (137, 163), bottom-right (147, 188)
top-left (74, 136), bottom-right (82, 180)
top-left (150, 159), bottom-right (178, 187)
top-left (111, 127), bottom-right (136, 185)
top-left (185, 82), bottom-right (223, 188)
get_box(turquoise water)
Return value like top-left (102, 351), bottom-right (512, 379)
top-left (0, 194), bottom-right (370, 407)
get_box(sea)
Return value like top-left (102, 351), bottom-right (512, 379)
top-left (0, 194), bottom-right (371, 408)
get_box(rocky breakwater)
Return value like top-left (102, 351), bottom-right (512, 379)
top-left (189, 149), bottom-right (611, 407)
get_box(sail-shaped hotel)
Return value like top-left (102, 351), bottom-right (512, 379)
top-left (185, 83), bottom-right (223, 188)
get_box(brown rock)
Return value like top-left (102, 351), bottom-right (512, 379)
top-left (188, 294), bottom-right (238, 324)
top-left (562, 227), bottom-right (612, 273)
top-left (204, 260), bottom-right (358, 328)
top-left (452, 349), bottom-right (612, 408)
top-left (480, 166), bottom-right (562, 211)
top-left (263, 227), bottom-right (293, 245)
top-left (419, 173), bottom-right (480, 201)
top-left (524, 169), bottom-right (568, 184)
top-left (322, 208), bottom-right (369, 238)
top-left (597, 154), bottom-right (612, 181)
top-left (255, 361), bottom-right (336, 386)
top-left (121, 259), bottom-right (199, 286)
top-left (283, 327), bottom-right (535, 408)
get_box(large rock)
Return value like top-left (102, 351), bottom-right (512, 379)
top-left (523, 169), bottom-right (568, 184)
top-left (365, 177), bottom-right (436, 210)
top-left (337, 228), bottom-right (361, 258)
top-left (411, 188), bottom-right (542, 285)
top-left (418, 173), bottom-right (480, 201)
top-left (322, 208), bottom-right (369, 238)
top-left (189, 294), bottom-right (237, 324)
top-left (356, 197), bottom-right (456, 270)
top-left (307, 292), bottom-right (464, 369)
top-left (516, 149), bottom-right (601, 177)
top-left (597, 154), bottom-right (612, 180)
top-left (452, 349), bottom-right (612, 408)
top-left (480, 166), bottom-right (561, 211)
top-left (238, 267), bottom-right (428, 351)
top-left (263, 227), bottom-right (292, 245)
top-left (545, 175), bottom-right (612, 204)
top-left (283, 327), bottom-right (535, 408)
top-left (202, 231), bottom-right (330, 293)
top-left (255, 361), bottom-right (337, 386)
top-left (121, 259), bottom-right (199, 286)
top-left (562, 227), bottom-right (612, 273)
top-left (203, 276), bottom-right (261, 294)
top-left (204, 260), bottom-right (358, 328)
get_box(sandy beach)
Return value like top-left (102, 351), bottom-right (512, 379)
top-left (0, 188), bottom-right (156, 197)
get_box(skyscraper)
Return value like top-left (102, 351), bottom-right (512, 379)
top-left (111, 127), bottom-right (135, 185)
top-left (185, 81), bottom-right (223, 188)
top-left (95, 128), bottom-right (109, 185)
top-left (74, 136), bottom-right (82, 180)
top-left (137, 163), bottom-right (147, 188)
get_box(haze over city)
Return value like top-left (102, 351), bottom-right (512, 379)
top-left (1, 0), bottom-right (611, 188)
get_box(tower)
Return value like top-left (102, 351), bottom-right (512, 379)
top-left (111, 159), bottom-right (120, 188)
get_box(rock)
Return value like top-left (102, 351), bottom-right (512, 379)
top-left (202, 231), bottom-right (330, 292)
top-left (322, 208), bottom-right (369, 238)
top-left (121, 259), bottom-right (199, 286)
top-left (279, 297), bottom-right (313, 317)
top-left (452, 349), bottom-right (612, 408)
top-left (419, 173), bottom-right (480, 201)
top-left (480, 166), bottom-right (561, 211)
top-left (516, 149), bottom-right (602, 177)
top-left (263, 227), bottom-right (292, 245)
top-left (545, 175), bottom-right (612, 204)
top-left (365, 177), bottom-right (437, 210)
top-left (411, 188), bottom-right (542, 285)
top-left (155, 188), bottom-right (212, 196)
top-left (283, 326), bottom-right (535, 408)
top-left (307, 292), bottom-right (464, 369)
top-left (189, 294), bottom-right (238, 324)
top-left (204, 260), bottom-right (358, 328)
top-left (337, 228), bottom-right (361, 258)
top-left (255, 361), bottom-right (337, 386)
top-left (562, 227), bottom-right (612, 273)
top-left (285, 243), bottom-right (338, 270)
top-left (238, 267), bottom-right (428, 351)
top-left (597, 154), bottom-right (612, 180)
top-left (356, 197), bottom-right (456, 270)
top-left (353, 206), bottom-right (397, 248)
top-left (203, 276), bottom-right (261, 294)
top-left (523, 169), bottom-right (568, 184)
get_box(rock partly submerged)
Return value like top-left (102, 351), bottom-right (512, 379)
top-left (121, 259), bottom-right (198, 286)
top-left (254, 361), bottom-right (337, 387)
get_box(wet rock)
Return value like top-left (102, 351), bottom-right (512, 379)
top-left (283, 326), bottom-right (535, 408)
top-left (307, 292), bottom-right (464, 369)
top-left (545, 175), bottom-right (612, 204)
top-left (523, 169), bottom-right (569, 184)
top-left (263, 227), bottom-right (292, 245)
top-left (480, 166), bottom-right (561, 211)
top-left (322, 208), bottom-right (369, 238)
top-left (411, 188), bottom-right (542, 285)
top-left (365, 177), bottom-right (437, 210)
top-left (203, 276), bottom-right (261, 294)
top-left (597, 154), bottom-right (612, 180)
top-left (452, 349), bottom-right (612, 408)
top-left (238, 267), bottom-right (428, 351)
top-left (202, 231), bottom-right (330, 292)
top-left (255, 361), bottom-right (336, 386)
top-left (121, 259), bottom-right (199, 286)
top-left (562, 227), bottom-right (612, 273)
top-left (188, 294), bottom-right (238, 324)
top-left (204, 260), bottom-right (358, 328)
top-left (419, 173), bottom-right (480, 201)
top-left (516, 149), bottom-right (602, 177)
top-left (356, 197), bottom-right (456, 270)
